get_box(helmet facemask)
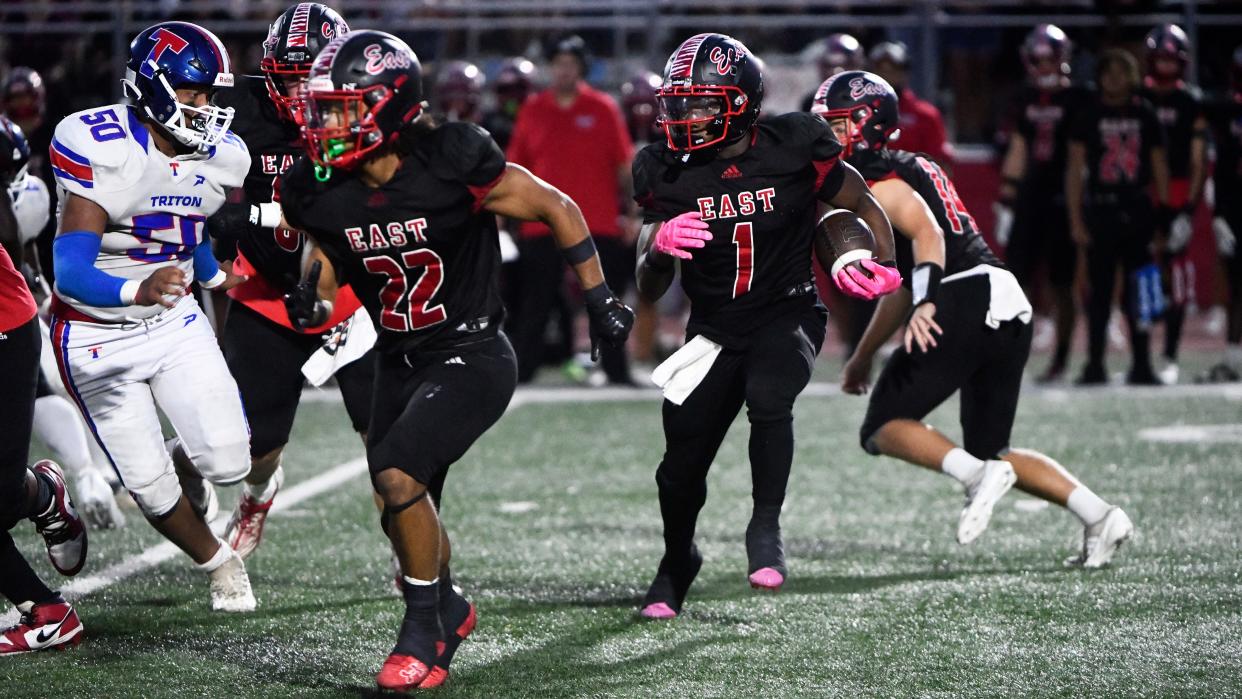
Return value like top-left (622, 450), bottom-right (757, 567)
top-left (261, 56), bottom-right (311, 125)
top-left (657, 84), bottom-right (747, 152)
top-left (303, 78), bottom-right (422, 172)
top-left (124, 60), bottom-right (235, 153)
top-left (813, 105), bottom-right (871, 159)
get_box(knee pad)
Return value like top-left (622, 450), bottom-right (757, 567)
top-left (127, 466), bottom-right (182, 519)
top-left (379, 490), bottom-right (428, 536)
top-left (190, 436), bottom-right (251, 486)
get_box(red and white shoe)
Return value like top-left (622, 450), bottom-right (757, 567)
top-left (0, 599), bottom-right (83, 654)
top-left (376, 652), bottom-right (432, 691)
top-left (31, 461), bottom-right (88, 576)
top-left (418, 599), bottom-right (478, 689)
top-left (224, 466), bottom-right (283, 560)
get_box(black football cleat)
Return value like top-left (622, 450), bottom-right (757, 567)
top-left (639, 545), bottom-right (703, 619)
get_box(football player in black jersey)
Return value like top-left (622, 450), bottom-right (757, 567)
top-left (633, 34), bottom-right (901, 618)
top-left (206, 3), bottom-right (368, 560)
top-left (1203, 47), bottom-right (1242, 381)
top-left (279, 31), bottom-right (633, 691)
top-left (824, 72), bottom-right (1133, 565)
top-left (1141, 24), bottom-right (1209, 384)
top-left (1067, 50), bottom-right (1171, 386)
top-left (996, 24), bottom-right (1089, 382)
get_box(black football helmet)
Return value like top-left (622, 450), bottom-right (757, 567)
top-left (811, 70), bottom-right (899, 159)
top-left (303, 30), bottom-right (425, 170)
top-left (0, 115), bottom-right (30, 192)
top-left (1, 67), bottom-right (46, 130)
top-left (657, 33), bottom-right (763, 153)
top-left (433, 60), bottom-right (484, 121)
top-left (818, 33), bottom-right (864, 77)
top-left (261, 3), bottom-right (349, 123)
top-left (1021, 24), bottom-right (1072, 90)
top-left (620, 71), bottom-right (662, 143)
top-left (1144, 23), bottom-right (1190, 83)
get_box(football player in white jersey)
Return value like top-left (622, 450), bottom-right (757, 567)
top-left (1, 115), bottom-right (127, 531)
top-left (48, 21), bottom-right (257, 612)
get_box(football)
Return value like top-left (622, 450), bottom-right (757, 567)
top-left (813, 208), bottom-right (876, 278)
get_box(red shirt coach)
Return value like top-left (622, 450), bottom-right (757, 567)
top-left (507, 81), bottom-right (633, 239)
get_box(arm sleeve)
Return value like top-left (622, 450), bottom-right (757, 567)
top-left (52, 232), bottom-right (140, 306)
top-left (631, 149), bottom-right (669, 225)
top-left (193, 239), bottom-right (225, 288)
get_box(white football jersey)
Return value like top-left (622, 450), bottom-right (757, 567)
top-left (50, 103), bottom-right (249, 321)
top-left (12, 175), bottom-right (50, 245)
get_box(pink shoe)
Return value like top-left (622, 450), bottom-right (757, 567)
top-left (748, 567), bottom-right (784, 591)
top-left (640, 602), bottom-right (678, 620)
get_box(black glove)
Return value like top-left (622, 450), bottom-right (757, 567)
top-left (206, 201), bottom-right (258, 242)
top-left (284, 260), bottom-right (329, 330)
top-left (584, 284), bottom-right (635, 362)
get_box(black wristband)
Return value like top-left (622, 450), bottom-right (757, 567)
top-left (583, 283), bottom-right (614, 307)
top-left (911, 262), bottom-right (943, 307)
top-left (560, 236), bottom-right (597, 265)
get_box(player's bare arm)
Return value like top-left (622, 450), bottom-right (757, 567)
top-left (482, 162), bottom-right (634, 359)
top-left (869, 177), bottom-right (947, 353)
top-left (822, 162), bottom-right (897, 261)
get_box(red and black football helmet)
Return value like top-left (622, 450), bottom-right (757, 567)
top-left (1021, 24), bottom-right (1072, 90)
top-left (620, 70), bottom-right (662, 143)
top-left (818, 33), bottom-right (864, 78)
top-left (433, 60), bottom-right (484, 121)
top-left (657, 33), bottom-right (764, 153)
top-left (494, 57), bottom-right (535, 117)
top-left (261, 3), bottom-right (349, 123)
top-left (302, 30), bottom-right (425, 170)
top-left (1, 67), bottom-right (46, 131)
top-left (1144, 23), bottom-right (1190, 84)
top-left (811, 70), bottom-right (899, 159)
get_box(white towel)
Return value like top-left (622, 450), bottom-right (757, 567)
top-left (650, 335), bottom-right (723, 405)
top-left (943, 264), bottom-right (1033, 328)
top-left (301, 307), bottom-right (378, 387)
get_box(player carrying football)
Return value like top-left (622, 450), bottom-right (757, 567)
top-left (206, 2), bottom-right (372, 560)
top-left (278, 31), bottom-right (633, 691)
top-left (822, 71), bottom-right (1134, 566)
top-left (48, 22), bottom-right (257, 611)
top-left (633, 33), bottom-right (901, 619)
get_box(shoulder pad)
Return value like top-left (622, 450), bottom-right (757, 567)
top-left (425, 121), bottom-right (506, 187)
top-left (50, 105), bottom-right (144, 195)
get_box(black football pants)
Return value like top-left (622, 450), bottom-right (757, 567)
top-left (0, 317), bottom-right (56, 606)
top-left (1084, 202), bottom-right (1155, 373)
top-left (655, 305), bottom-right (825, 558)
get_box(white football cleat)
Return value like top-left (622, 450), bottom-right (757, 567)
top-left (224, 466), bottom-right (284, 560)
top-left (76, 468), bottom-right (126, 530)
top-left (1065, 507), bottom-right (1134, 569)
top-left (208, 547), bottom-right (257, 613)
top-left (1159, 362), bottom-right (1180, 386)
top-left (956, 460), bottom-right (1016, 545)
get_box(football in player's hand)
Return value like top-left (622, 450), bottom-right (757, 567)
top-left (814, 209), bottom-right (876, 278)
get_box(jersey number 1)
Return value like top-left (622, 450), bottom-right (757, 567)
top-left (733, 222), bottom-right (754, 298)
top-left (363, 250), bottom-right (447, 332)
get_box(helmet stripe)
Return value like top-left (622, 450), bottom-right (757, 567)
top-left (669, 33), bottom-right (711, 79)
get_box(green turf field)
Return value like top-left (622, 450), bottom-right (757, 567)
top-left (4, 371), bottom-right (1241, 697)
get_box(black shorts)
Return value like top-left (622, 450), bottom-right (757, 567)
top-left (860, 274), bottom-right (1033, 461)
top-left (0, 317), bottom-right (40, 530)
top-left (223, 302), bottom-right (374, 457)
top-left (367, 332), bottom-right (517, 489)
top-left (1009, 187), bottom-right (1076, 287)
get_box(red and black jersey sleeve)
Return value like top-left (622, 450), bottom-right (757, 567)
top-left (424, 121), bottom-right (507, 208)
top-left (778, 112), bottom-right (846, 200)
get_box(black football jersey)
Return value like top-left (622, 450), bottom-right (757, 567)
top-left (851, 149), bottom-right (1002, 285)
top-left (1139, 83), bottom-right (1202, 179)
top-left (1068, 93), bottom-right (1165, 203)
top-left (214, 75), bottom-right (306, 290)
top-left (280, 122), bottom-right (508, 354)
top-left (1011, 85), bottom-right (1090, 189)
top-left (1207, 97), bottom-right (1242, 218)
top-left (633, 112), bottom-right (844, 347)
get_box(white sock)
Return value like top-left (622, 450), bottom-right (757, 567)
top-left (940, 448), bottom-right (985, 486)
top-left (402, 576), bottom-right (438, 587)
top-left (245, 477), bottom-right (277, 502)
top-left (196, 539), bottom-right (233, 573)
top-left (1066, 487), bottom-right (1112, 526)
top-left (32, 396), bottom-right (93, 477)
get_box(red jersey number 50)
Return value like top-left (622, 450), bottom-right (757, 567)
top-left (363, 250), bottom-right (447, 331)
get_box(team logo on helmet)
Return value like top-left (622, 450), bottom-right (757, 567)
top-left (364, 44), bottom-right (412, 75)
top-left (708, 46), bottom-right (741, 76)
top-left (322, 21), bottom-right (337, 39)
top-left (138, 29), bottom-right (190, 79)
top-left (848, 76), bottom-right (886, 101)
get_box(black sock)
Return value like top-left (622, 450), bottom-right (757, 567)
top-left (0, 533), bottom-right (56, 607)
top-left (395, 580), bottom-right (442, 660)
top-left (29, 472), bottom-right (54, 520)
top-left (656, 469), bottom-right (707, 560)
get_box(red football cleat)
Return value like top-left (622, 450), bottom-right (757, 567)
top-left (376, 652), bottom-right (431, 691)
top-left (224, 467), bottom-right (283, 560)
top-left (31, 461), bottom-right (88, 576)
top-left (417, 601), bottom-right (478, 689)
top-left (0, 599), bottom-right (83, 654)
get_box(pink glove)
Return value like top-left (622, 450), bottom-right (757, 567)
top-left (654, 211), bottom-right (712, 260)
top-left (834, 259), bottom-right (903, 300)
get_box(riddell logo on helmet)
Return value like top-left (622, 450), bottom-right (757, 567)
top-left (708, 46), bottom-right (741, 75)
top-left (363, 44), bottom-right (411, 75)
top-left (848, 77), bottom-right (885, 100)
